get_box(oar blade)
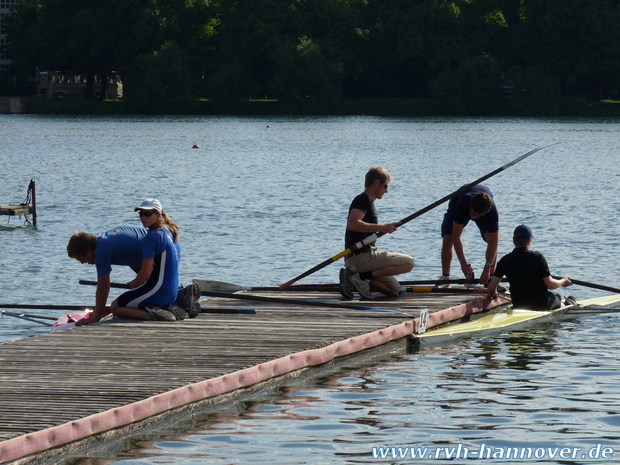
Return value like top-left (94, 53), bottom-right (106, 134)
top-left (192, 279), bottom-right (247, 293)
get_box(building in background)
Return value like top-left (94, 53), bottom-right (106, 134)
top-left (0, 0), bottom-right (19, 76)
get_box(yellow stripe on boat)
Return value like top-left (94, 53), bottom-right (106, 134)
top-left (418, 294), bottom-right (620, 345)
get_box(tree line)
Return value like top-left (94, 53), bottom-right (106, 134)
top-left (3, 0), bottom-right (620, 115)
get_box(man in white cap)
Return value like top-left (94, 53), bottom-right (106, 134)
top-left (486, 224), bottom-right (572, 310)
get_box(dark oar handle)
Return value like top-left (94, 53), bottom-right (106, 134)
top-left (553, 276), bottom-right (620, 294)
top-left (279, 143), bottom-right (562, 289)
top-left (200, 289), bottom-right (413, 316)
top-left (79, 279), bottom-right (129, 289)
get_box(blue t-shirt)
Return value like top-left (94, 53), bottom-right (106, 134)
top-left (142, 227), bottom-right (180, 302)
top-left (95, 225), bottom-right (148, 277)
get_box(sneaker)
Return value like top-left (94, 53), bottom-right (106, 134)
top-left (185, 283), bottom-right (202, 318)
top-left (339, 268), bottom-right (354, 299)
top-left (564, 295), bottom-right (577, 306)
top-left (435, 275), bottom-right (450, 289)
top-left (144, 305), bottom-right (177, 322)
top-left (349, 273), bottom-right (373, 299)
top-left (165, 303), bottom-right (186, 321)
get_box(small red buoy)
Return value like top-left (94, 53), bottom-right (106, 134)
top-left (192, 144), bottom-right (200, 149)
top-left (266, 125), bottom-right (271, 128)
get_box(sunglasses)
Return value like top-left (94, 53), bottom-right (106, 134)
top-left (138, 210), bottom-right (157, 217)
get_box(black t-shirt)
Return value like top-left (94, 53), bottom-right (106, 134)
top-left (345, 192), bottom-right (377, 250)
top-left (447, 184), bottom-right (499, 234)
top-left (493, 247), bottom-right (552, 309)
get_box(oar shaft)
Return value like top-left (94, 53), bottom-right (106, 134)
top-left (404, 287), bottom-right (488, 294)
top-left (0, 303), bottom-right (100, 311)
top-left (1, 310), bottom-right (58, 321)
top-left (280, 143), bottom-right (561, 289)
top-left (200, 289), bottom-right (412, 316)
top-left (554, 277), bottom-right (620, 294)
top-left (79, 280), bottom-right (129, 289)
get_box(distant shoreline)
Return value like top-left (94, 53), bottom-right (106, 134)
top-left (3, 96), bottom-right (620, 117)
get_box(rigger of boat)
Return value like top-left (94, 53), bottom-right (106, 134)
top-left (1, 145), bottom-right (620, 465)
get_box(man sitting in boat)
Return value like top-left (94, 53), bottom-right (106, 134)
top-left (486, 224), bottom-right (572, 310)
top-left (67, 220), bottom-right (200, 324)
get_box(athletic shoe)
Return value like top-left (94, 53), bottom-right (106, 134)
top-left (435, 275), bottom-right (450, 289)
top-left (339, 268), bottom-right (354, 299)
top-left (144, 305), bottom-right (177, 322)
top-left (165, 303), bottom-right (187, 321)
top-left (185, 283), bottom-right (202, 318)
top-left (349, 273), bottom-right (373, 299)
top-left (564, 296), bottom-right (577, 306)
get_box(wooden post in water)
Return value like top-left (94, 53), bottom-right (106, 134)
top-left (29, 179), bottom-right (37, 227)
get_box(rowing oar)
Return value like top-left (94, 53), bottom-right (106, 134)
top-left (404, 287), bottom-right (489, 294)
top-left (0, 303), bottom-right (100, 311)
top-left (1, 310), bottom-right (56, 326)
top-left (279, 142), bottom-right (562, 290)
top-left (78, 280), bottom-right (256, 314)
top-left (553, 277), bottom-right (620, 294)
top-left (199, 289), bottom-right (414, 317)
top-left (194, 278), bottom-right (508, 293)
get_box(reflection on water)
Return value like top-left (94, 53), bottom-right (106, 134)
top-left (71, 314), bottom-right (620, 465)
top-left (1, 116), bottom-right (619, 464)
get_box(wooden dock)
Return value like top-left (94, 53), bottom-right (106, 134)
top-left (0, 288), bottom-right (509, 464)
top-left (0, 180), bottom-right (37, 227)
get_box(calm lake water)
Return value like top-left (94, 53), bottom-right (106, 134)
top-left (1, 115), bottom-right (619, 464)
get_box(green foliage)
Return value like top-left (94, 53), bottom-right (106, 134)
top-left (431, 56), bottom-right (503, 115)
top-left (504, 66), bottom-right (563, 116)
top-left (123, 42), bottom-right (200, 114)
top-left (4, 0), bottom-right (620, 114)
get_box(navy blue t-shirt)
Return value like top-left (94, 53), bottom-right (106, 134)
top-left (441, 185), bottom-right (499, 236)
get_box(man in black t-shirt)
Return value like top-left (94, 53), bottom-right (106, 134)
top-left (486, 224), bottom-right (572, 310)
top-left (440, 185), bottom-right (499, 285)
top-left (339, 166), bottom-right (414, 299)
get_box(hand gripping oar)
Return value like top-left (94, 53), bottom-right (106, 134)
top-left (279, 142), bottom-right (562, 290)
top-left (553, 277), bottom-right (620, 294)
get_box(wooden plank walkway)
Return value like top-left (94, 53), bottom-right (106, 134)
top-left (0, 288), bottom-right (509, 464)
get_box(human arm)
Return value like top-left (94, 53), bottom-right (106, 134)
top-left (347, 209), bottom-right (401, 234)
top-left (75, 272), bottom-right (111, 326)
top-left (451, 222), bottom-right (474, 279)
top-left (486, 275), bottom-right (502, 300)
top-left (543, 275), bottom-right (572, 290)
top-left (479, 231), bottom-right (499, 284)
top-left (128, 257), bottom-right (154, 288)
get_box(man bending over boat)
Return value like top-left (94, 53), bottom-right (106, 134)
top-left (486, 224), bottom-right (572, 310)
top-left (67, 209), bottom-right (200, 324)
top-left (339, 166), bottom-right (414, 299)
top-left (440, 185), bottom-right (499, 285)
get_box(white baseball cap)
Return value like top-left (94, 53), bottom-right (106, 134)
top-left (134, 198), bottom-right (162, 212)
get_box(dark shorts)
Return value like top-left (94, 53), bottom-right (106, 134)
top-left (441, 210), bottom-right (488, 241)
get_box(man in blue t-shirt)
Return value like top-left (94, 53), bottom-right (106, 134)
top-left (67, 225), bottom-right (193, 324)
top-left (440, 185), bottom-right (499, 284)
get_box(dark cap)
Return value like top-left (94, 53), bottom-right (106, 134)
top-left (513, 224), bottom-right (533, 240)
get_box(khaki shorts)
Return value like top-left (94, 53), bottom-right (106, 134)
top-left (345, 246), bottom-right (414, 295)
